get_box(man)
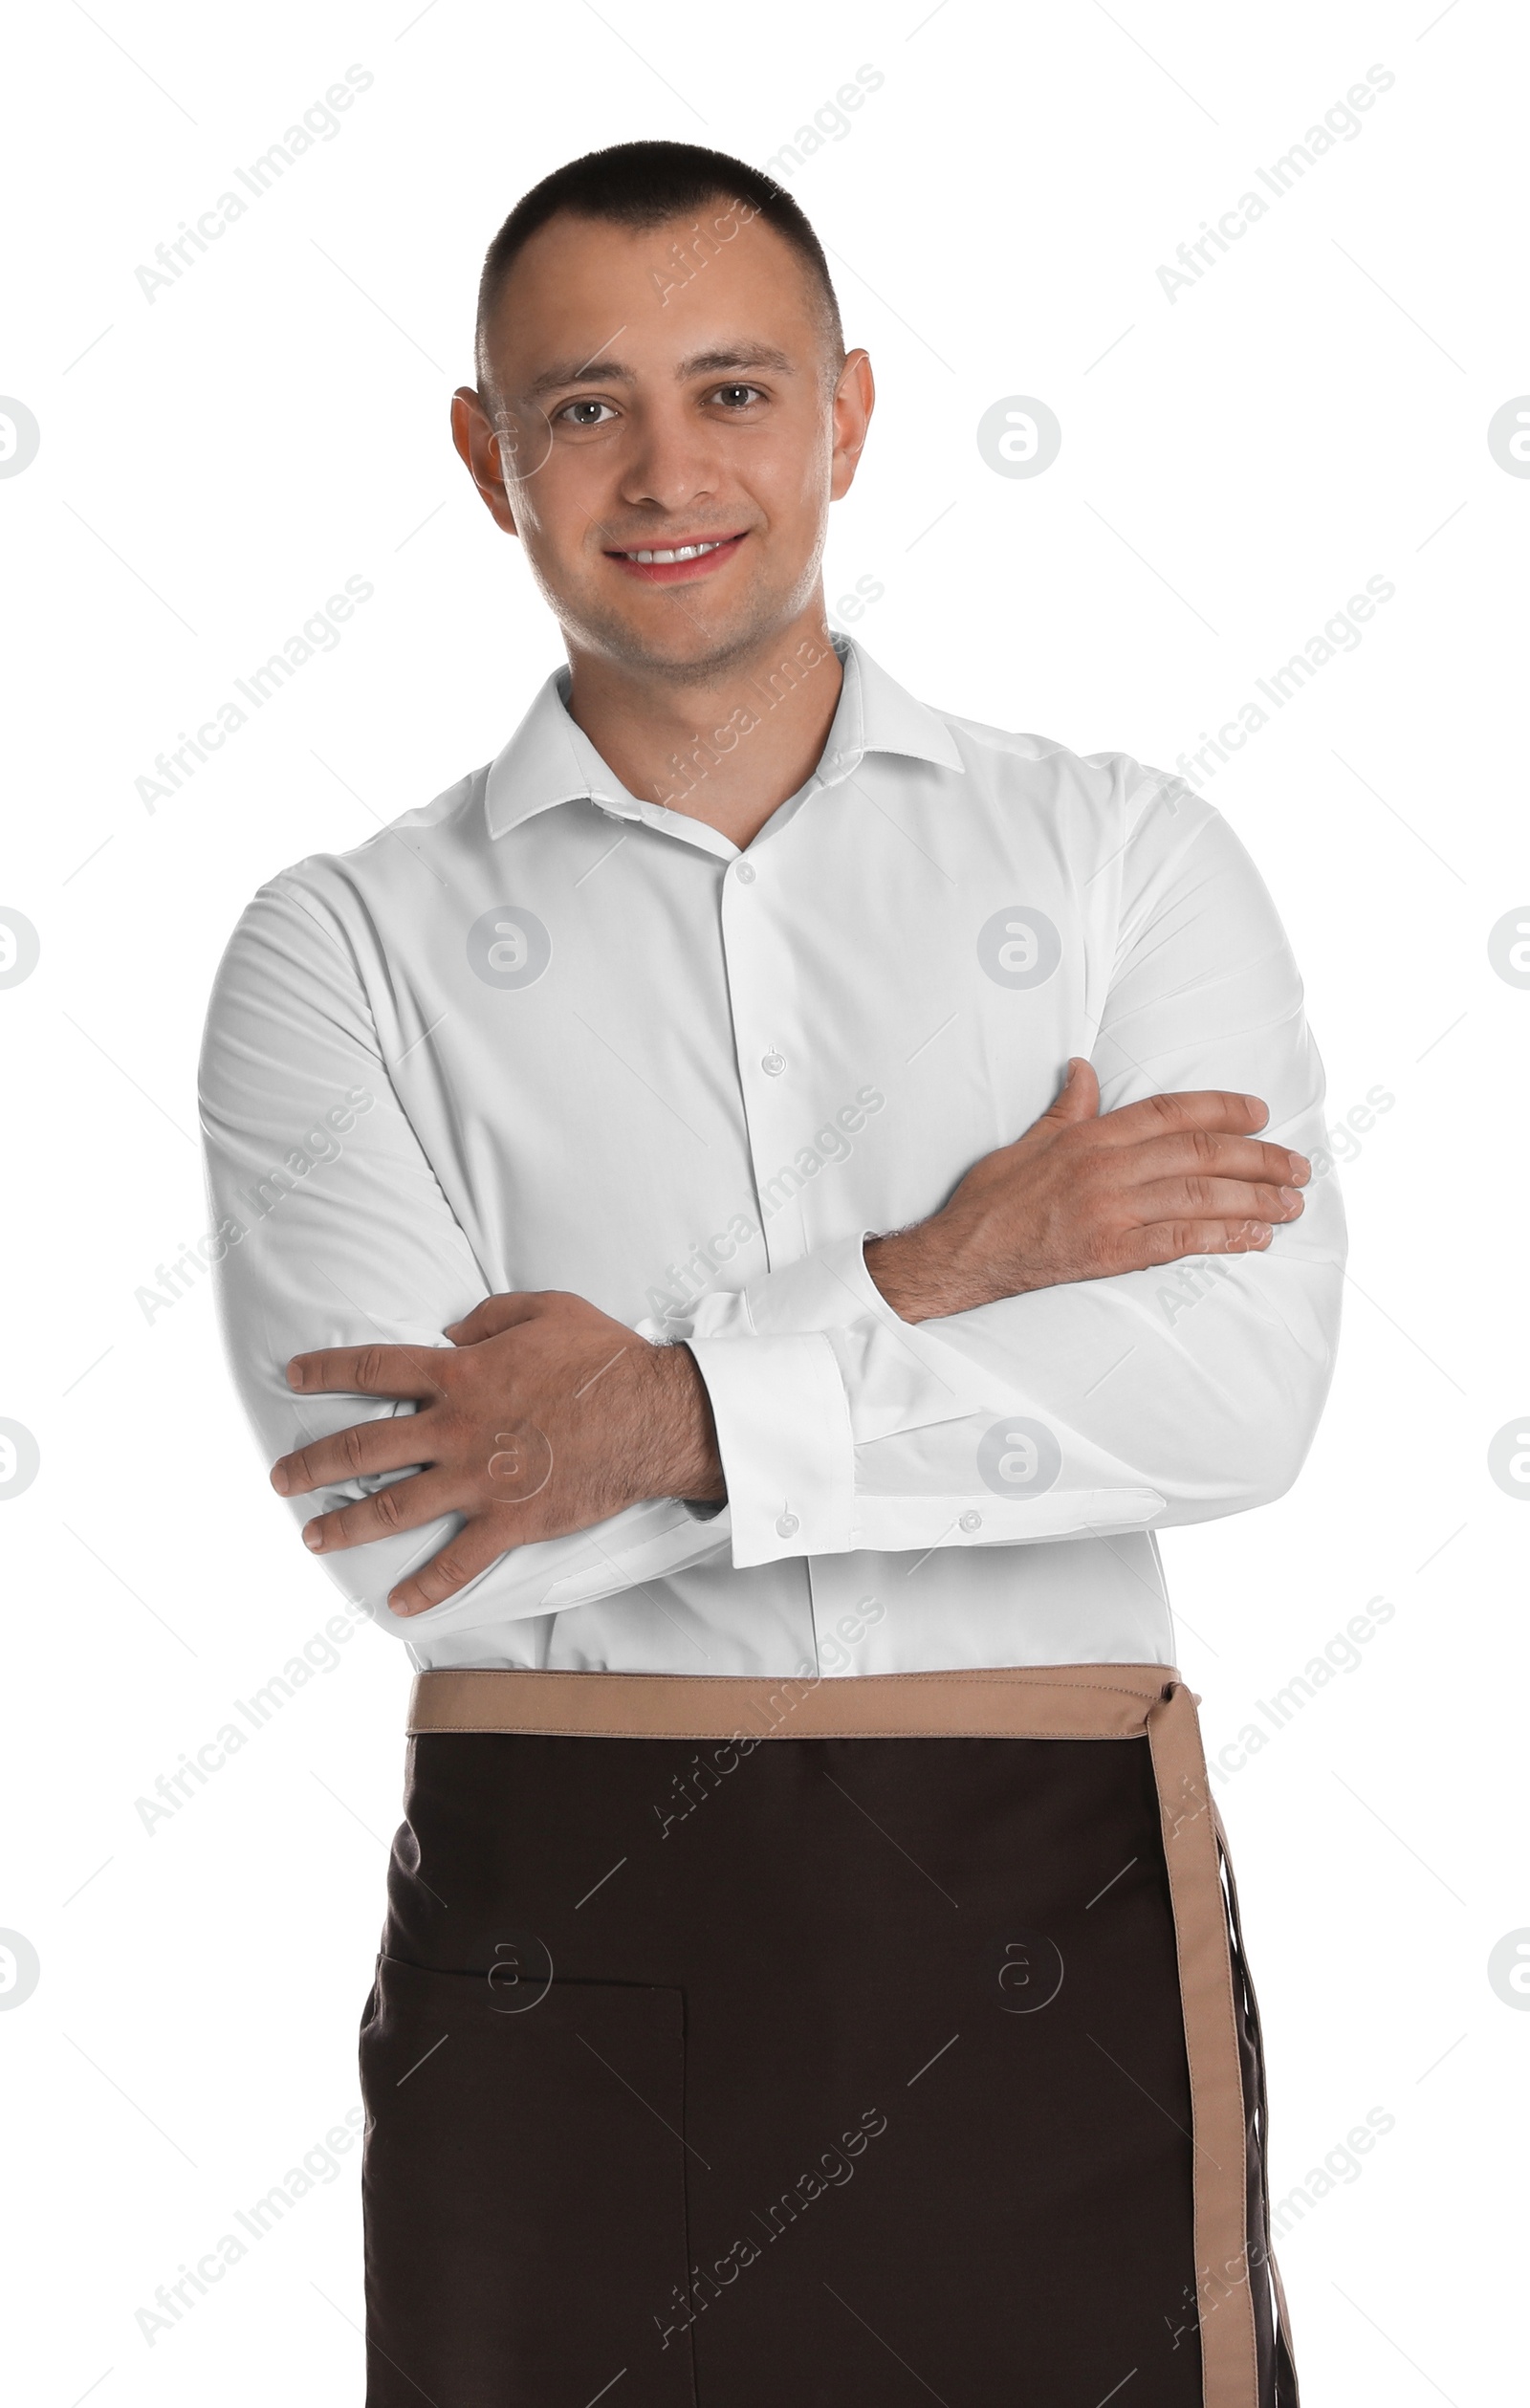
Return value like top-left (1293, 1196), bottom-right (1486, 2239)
top-left (200, 140), bottom-right (1341, 2407)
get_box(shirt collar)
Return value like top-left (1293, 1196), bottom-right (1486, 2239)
top-left (483, 630), bottom-right (964, 843)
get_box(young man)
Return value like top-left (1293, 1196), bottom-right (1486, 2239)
top-left (200, 141), bottom-right (1341, 2406)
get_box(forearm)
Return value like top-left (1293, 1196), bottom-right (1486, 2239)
top-left (863, 1045), bottom-right (1306, 1328)
top-left (201, 878), bottom-right (732, 1631)
top-left (674, 1055), bottom-right (1343, 1569)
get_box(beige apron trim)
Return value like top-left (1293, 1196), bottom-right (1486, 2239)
top-left (405, 1662), bottom-right (1170, 1740)
top-left (405, 1664), bottom-right (1268, 2406)
top-left (1147, 1682), bottom-right (1261, 2408)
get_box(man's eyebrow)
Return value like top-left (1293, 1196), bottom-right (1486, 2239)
top-left (519, 343), bottom-right (797, 403)
top-left (517, 358), bottom-right (636, 402)
top-left (676, 344), bottom-right (797, 379)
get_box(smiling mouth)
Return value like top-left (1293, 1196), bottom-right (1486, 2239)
top-left (605, 532), bottom-right (747, 564)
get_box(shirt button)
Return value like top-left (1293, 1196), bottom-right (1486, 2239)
top-left (776, 1512), bottom-right (799, 1537)
top-left (761, 1051), bottom-right (786, 1076)
top-left (959, 1510), bottom-right (983, 1533)
top-left (734, 861), bottom-right (756, 883)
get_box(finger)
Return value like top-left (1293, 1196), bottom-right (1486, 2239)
top-left (272, 1411), bottom-right (435, 1499)
top-left (1125, 1131), bottom-right (1312, 1188)
top-left (1039, 1056), bottom-right (1101, 1126)
top-left (1108, 1218), bottom-right (1275, 1275)
top-left (299, 1468), bottom-right (462, 1555)
top-left (387, 1519), bottom-right (511, 1618)
top-left (1126, 1176), bottom-right (1305, 1227)
top-left (285, 1341), bottom-right (448, 1399)
top-left (443, 1292), bottom-right (544, 1345)
top-left (1090, 1089), bottom-right (1274, 1148)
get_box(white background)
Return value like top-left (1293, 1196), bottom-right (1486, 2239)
top-left (2, 1), bottom-right (1525, 2399)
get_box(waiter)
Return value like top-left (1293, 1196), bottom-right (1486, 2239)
top-left (200, 138), bottom-right (1341, 2407)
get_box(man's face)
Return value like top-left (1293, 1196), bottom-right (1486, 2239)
top-left (459, 206), bottom-right (870, 682)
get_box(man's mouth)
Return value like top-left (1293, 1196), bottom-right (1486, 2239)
top-left (604, 532), bottom-right (749, 581)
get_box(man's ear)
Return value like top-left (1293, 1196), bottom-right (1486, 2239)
top-left (450, 387), bottom-right (520, 536)
top-left (829, 349), bottom-right (875, 501)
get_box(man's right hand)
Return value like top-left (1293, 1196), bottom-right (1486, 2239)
top-left (863, 1058), bottom-right (1311, 1325)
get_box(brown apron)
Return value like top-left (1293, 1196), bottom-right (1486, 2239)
top-left (362, 1664), bottom-right (1299, 2406)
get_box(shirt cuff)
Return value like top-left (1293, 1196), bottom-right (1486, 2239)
top-left (677, 1228), bottom-right (876, 1341)
top-left (684, 1327), bottom-right (855, 1567)
top-left (681, 1229), bottom-right (1003, 1444)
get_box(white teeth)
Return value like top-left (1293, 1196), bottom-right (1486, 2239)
top-left (624, 539), bottom-right (728, 563)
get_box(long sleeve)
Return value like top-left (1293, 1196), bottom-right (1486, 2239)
top-left (197, 879), bottom-right (732, 1643)
top-left (676, 771), bottom-right (1346, 1568)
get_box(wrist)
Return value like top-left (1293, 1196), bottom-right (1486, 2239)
top-left (865, 1210), bottom-right (1000, 1323)
top-left (643, 1340), bottom-right (725, 1503)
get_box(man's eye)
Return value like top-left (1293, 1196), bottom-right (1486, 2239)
top-left (712, 383), bottom-right (765, 408)
top-left (556, 398), bottom-right (618, 427)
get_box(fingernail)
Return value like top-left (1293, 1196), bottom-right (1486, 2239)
top-left (286, 1360), bottom-right (305, 1390)
top-left (1279, 1187), bottom-right (1302, 1212)
top-left (271, 1465), bottom-right (290, 1495)
top-left (302, 1521), bottom-right (323, 1550)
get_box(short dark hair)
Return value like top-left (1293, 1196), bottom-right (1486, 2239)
top-left (473, 139), bottom-right (844, 402)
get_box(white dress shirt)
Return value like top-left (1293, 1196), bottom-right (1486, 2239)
top-left (198, 631), bottom-right (1345, 1678)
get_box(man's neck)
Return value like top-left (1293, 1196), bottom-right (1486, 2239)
top-left (562, 602), bottom-right (844, 851)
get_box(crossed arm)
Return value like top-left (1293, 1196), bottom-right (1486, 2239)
top-left (272, 1055), bottom-right (1311, 1616)
top-left (203, 777), bottom-right (1344, 1631)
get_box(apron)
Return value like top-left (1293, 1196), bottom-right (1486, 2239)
top-left (359, 1665), bottom-right (1300, 2406)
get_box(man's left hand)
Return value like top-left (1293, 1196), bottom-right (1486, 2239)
top-left (271, 1291), bottom-right (724, 1617)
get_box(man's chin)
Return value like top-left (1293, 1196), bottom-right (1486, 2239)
top-left (563, 602), bottom-right (794, 686)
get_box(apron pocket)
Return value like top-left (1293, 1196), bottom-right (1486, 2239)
top-left (360, 1952), bottom-right (697, 2406)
